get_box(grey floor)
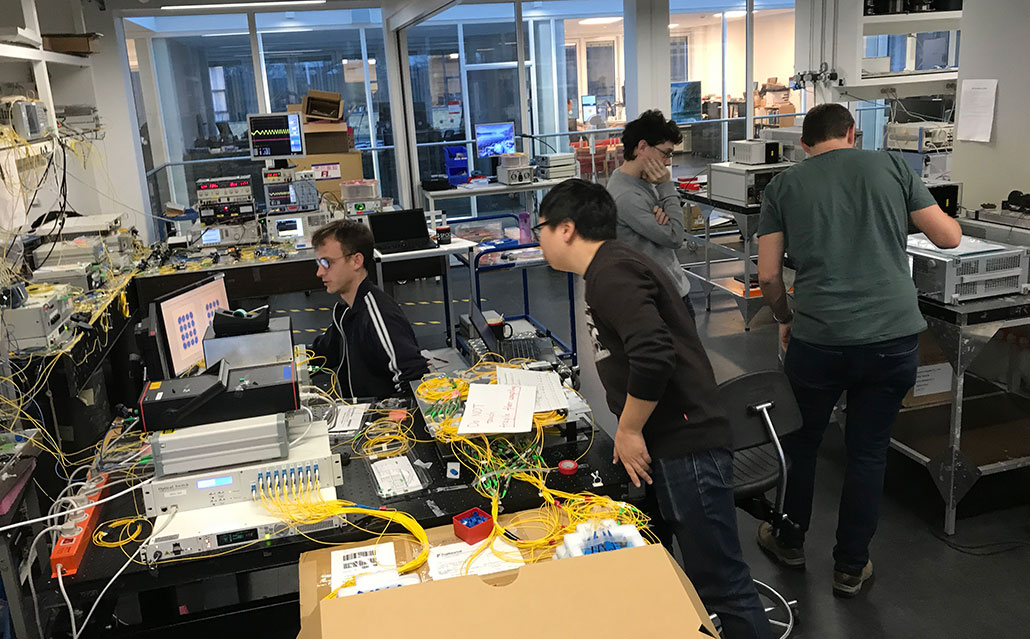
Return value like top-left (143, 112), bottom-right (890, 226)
top-left (273, 264), bottom-right (1030, 639)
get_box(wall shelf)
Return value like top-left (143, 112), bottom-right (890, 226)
top-left (0, 42), bottom-right (92, 67)
top-left (862, 10), bottom-right (963, 36)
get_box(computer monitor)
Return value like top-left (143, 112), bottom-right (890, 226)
top-left (247, 112), bottom-right (305, 161)
top-left (581, 95), bottom-right (597, 121)
top-left (365, 209), bottom-right (429, 244)
top-left (155, 276), bottom-right (230, 377)
top-left (475, 122), bottom-right (516, 158)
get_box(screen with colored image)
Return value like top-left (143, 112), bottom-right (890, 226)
top-left (475, 122), bottom-right (516, 158)
top-left (248, 112), bottom-right (305, 160)
top-left (159, 278), bottom-right (230, 376)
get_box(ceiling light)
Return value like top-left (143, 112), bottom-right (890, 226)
top-left (668, 23), bottom-right (678, 28)
top-left (724, 10), bottom-right (747, 18)
top-left (448, 53), bottom-right (459, 59)
top-left (579, 17), bottom-right (622, 25)
top-left (341, 58), bottom-right (349, 64)
top-left (368, 58), bottom-right (376, 64)
top-left (162, 1), bottom-right (325, 10)
top-left (201, 32), bottom-right (247, 37)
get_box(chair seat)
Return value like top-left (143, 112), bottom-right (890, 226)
top-left (733, 444), bottom-right (789, 501)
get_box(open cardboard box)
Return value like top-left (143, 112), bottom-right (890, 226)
top-left (298, 514), bottom-right (716, 638)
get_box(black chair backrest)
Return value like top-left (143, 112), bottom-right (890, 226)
top-left (718, 370), bottom-right (803, 451)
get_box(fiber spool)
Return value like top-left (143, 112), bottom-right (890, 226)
top-left (558, 459), bottom-right (578, 475)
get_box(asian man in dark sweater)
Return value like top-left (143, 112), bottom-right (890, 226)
top-left (533, 179), bottom-right (771, 639)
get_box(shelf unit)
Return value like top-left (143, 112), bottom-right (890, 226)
top-left (832, 7), bottom-right (963, 100)
top-left (1, 0), bottom-right (99, 236)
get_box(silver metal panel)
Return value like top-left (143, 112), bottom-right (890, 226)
top-left (202, 316), bottom-right (294, 369)
top-left (151, 413), bottom-right (289, 477)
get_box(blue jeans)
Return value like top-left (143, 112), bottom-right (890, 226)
top-left (780, 334), bottom-right (919, 574)
top-left (652, 449), bottom-right (773, 639)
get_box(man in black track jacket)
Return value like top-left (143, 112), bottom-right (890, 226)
top-left (310, 220), bottom-right (427, 398)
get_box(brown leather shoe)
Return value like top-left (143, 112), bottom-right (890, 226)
top-left (833, 560), bottom-right (874, 597)
top-left (757, 522), bottom-right (806, 568)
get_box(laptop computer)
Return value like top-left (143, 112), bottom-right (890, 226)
top-left (366, 208), bottom-right (438, 254)
top-left (471, 304), bottom-right (557, 363)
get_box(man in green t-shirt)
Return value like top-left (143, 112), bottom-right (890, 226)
top-left (755, 103), bottom-right (961, 597)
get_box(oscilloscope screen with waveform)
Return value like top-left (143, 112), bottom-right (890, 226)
top-left (247, 112), bottom-right (306, 161)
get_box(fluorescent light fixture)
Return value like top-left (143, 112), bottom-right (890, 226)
top-left (201, 32), bottom-right (247, 37)
top-left (668, 23), bottom-right (678, 28)
top-left (579, 17), bottom-right (622, 25)
top-left (724, 10), bottom-right (747, 18)
top-left (448, 53), bottom-right (459, 59)
top-left (341, 59), bottom-right (349, 64)
top-left (162, 0), bottom-right (325, 10)
top-left (368, 58), bottom-right (376, 64)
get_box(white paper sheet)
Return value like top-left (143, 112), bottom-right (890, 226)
top-left (370, 456), bottom-right (424, 497)
top-left (330, 543), bottom-right (398, 592)
top-left (328, 402), bottom-right (369, 433)
top-left (956, 79), bottom-right (998, 142)
top-left (914, 363), bottom-right (953, 397)
top-left (495, 367), bottom-right (569, 413)
top-left (457, 384), bottom-right (536, 434)
top-left (427, 538), bottom-right (524, 581)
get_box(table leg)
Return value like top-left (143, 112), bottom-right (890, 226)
top-left (0, 534), bottom-right (35, 639)
top-left (704, 212), bottom-right (712, 312)
top-left (466, 247), bottom-right (475, 317)
top-left (742, 231), bottom-right (752, 331)
top-left (375, 258), bottom-right (384, 290)
top-left (944, 340), bottom-right (966, 536)
top-left (567, 273), bottom-right (577, 366)
top-left (442, 256), bottom-right (454, 347)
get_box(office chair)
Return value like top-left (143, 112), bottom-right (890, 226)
top-left (717, 370), bottom-right (803, 638)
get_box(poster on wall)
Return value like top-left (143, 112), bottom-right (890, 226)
top-left (956, 79), bottom-right (998, 143)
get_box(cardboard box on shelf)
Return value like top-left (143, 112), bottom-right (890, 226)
top-left (293, 153), bottom-right (364, 198)
top-left (902, 330), bottom-right (953, 408)
top-left (42, 33), bottom-right (101, 55)
top-left (298, 517), bottom-right (716, 639)
top-left (684, 203), bottom-right (704, 232)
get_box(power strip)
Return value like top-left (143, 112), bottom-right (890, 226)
top-left (50, 474), bottom-right (110, 578)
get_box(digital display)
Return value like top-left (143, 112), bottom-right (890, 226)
top-left (216, 528), bottom-right (259, 547)
top-left (197, 475), bottom-right (233, 490)
top-left (201, 228), bottom-right (221, 245)
top-left (275, 217), bottom-right (303, 238)
top-left (267, 183), bottom-right (297, 207)
top-left (475, 122), bottom-right (516, 158)
top-left (249, 113), bottom-right (305, 160)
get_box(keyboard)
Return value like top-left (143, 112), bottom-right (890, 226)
top-left (376, 239), bottom-right (438, 254)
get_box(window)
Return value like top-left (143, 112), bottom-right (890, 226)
top-left (670, 36), bottom-right (688, 83)
top-left (209, 67), bottom-right (228, 122)
top-left (564, 44), bottom-right (579, 118)
top-left (585, 40), bottom-right (616, 109)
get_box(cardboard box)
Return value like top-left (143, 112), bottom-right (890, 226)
top-left (684, 203), bottom-right (704, 232)
top-left (42, 33), bottom-right (101, 55)
top-left (902, 330), bottom-right (953, 408)
top-left (302, 90), bottom-right (344, 121)
top-left (299, 519), bottom-right (716, 639)
top-left (292, 152), bottom-right (364, 199)
top-left (288, 103), bottom-right (355, 153)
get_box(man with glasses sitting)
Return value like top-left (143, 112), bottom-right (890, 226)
top-left (606, 109), bottom-right (693, 318)
top-left (310, 219), bottom-right (428, 398)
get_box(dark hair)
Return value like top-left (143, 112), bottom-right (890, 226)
top-left (801, 103), bottom-right (855, 146)
top-left (621, 109), bottom-right (683, 161)
top-left (311, 219), bottom-right (374, 270)
top-left (538, 178), bottom-right (616, 241)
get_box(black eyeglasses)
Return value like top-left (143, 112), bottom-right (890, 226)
top-left (315, 253), bottom-right (357, 269)
top-left (653, 146), bottom-right (675, 159)
top-left (530, 221), bottom-right (549, 241)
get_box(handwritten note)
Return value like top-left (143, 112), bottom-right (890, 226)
top-left (457, 384), bottom-right (536, 434)
top-left (495, 367), bottom-right (569, 413)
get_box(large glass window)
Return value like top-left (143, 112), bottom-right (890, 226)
top-left (585, 41), bottom-right (617, 112)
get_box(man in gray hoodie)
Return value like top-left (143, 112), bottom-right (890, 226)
top-left (606, 110), bottom-right (692, 317)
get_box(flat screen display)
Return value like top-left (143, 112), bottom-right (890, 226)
top-left (475, 122), bottom-right (516, 158)
top-left (248, 112), bottom-right (305, 160)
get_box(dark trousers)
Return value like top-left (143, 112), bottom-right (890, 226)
top-left (682, 294), bottom-right (698, 321)
top-left (780, 334), bottom-right (919, 574)
top-left (652, 449), bottom-right (773, 639)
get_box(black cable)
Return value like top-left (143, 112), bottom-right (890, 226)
top-left (520, 133), bottom-right (557, 154)
top-left (929, 523), bottom-right (1030, 557)
top-left (34, 142), bottom-right (70, 270)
